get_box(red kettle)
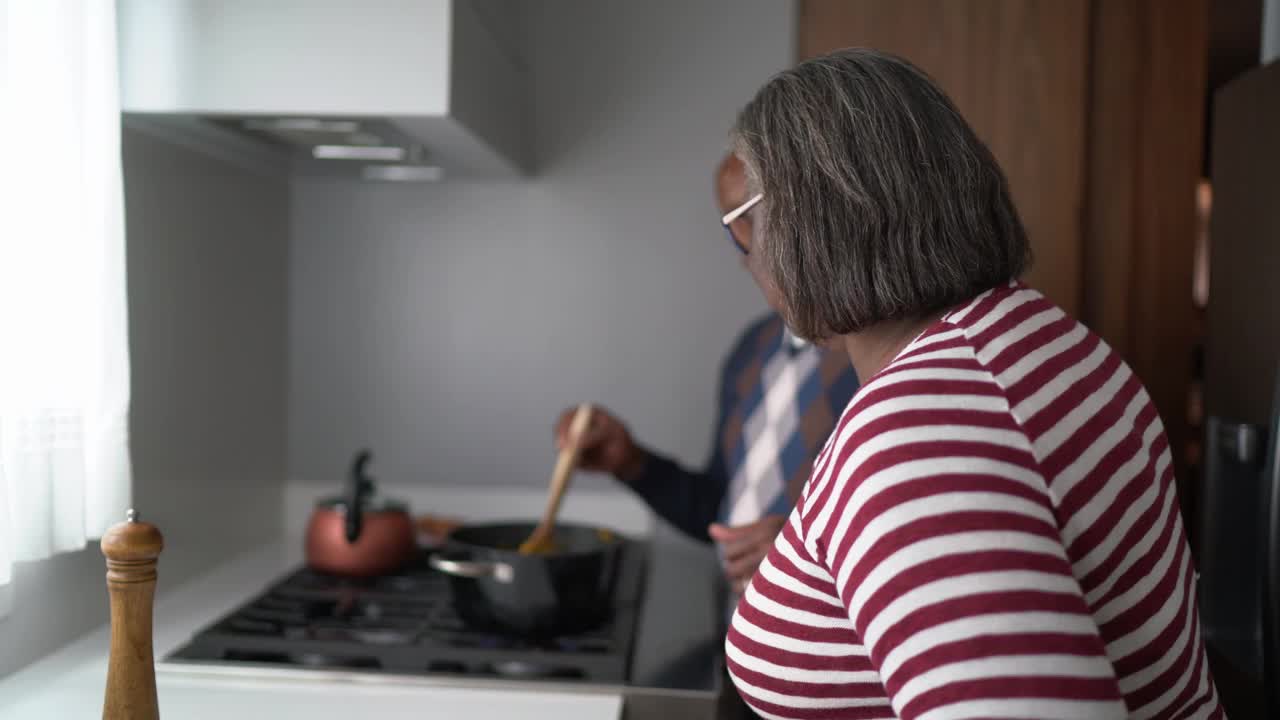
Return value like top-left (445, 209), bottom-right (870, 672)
top-left (304, 450), bottom-right (415, 577)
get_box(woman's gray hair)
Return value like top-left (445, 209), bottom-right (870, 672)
top-left (731, 48), bottom-right (1030, 340)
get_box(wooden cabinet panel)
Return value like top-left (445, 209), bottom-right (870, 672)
top-left (797, 0), bottom-right (1208, 505)
top-left (799, 0), bottom-right (1090, 315)
top-left (1085, 0), bottom-right (1207, 502)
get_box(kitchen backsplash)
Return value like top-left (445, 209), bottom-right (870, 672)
top-left (285, 0), bottom-right (796, 489)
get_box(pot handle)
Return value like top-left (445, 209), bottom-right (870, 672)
top-left (428, 554), bottom-right (514, 583)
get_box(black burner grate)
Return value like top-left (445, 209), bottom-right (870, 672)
top-left (166, 543), bottom-right (646, 684)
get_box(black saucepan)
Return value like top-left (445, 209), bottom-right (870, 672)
top-left (428, 521), bottom-right (623, 637)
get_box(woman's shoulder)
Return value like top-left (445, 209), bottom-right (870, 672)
top-left (849, 324), bottom-right (1006, 422)
top-left (797, 329), bottom-right (1031, 527)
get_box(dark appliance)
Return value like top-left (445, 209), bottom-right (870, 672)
top-left (1197, 59), bottom-right (1280, 719)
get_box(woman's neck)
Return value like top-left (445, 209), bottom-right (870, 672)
top-left (841, 312), bottom-right (946, 382)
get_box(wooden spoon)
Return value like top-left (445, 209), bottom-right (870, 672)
top-left (519, 403), bottom-right (594, 555)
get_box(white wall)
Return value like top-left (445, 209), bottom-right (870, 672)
top-left (0, 128), bottom-right (289, 677)
top-left (288, 0), bottom-right (796, 491)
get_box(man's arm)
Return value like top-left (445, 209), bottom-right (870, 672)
top-left (552, 403), bottom-right (731, 543)
top-left (621, 441), bottom-right (729, 543)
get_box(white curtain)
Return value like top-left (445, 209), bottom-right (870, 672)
top-left (0, 0), bottom-right (131, 592)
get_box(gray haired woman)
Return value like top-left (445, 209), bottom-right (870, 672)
top-left (723, 49), bottom-right (1222, 720)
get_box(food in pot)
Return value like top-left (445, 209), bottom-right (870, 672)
top-left (415, 514), bottom-right (463, 547)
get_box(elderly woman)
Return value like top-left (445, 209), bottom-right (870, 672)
top-left (724, 49), bottom-right (1222, 720)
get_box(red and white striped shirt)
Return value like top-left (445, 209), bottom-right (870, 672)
top-left (727, 283), bottom-right (1223, 720)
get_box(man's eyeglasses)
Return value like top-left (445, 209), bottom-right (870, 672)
top-left (721, 193), bottom-right (763, 255)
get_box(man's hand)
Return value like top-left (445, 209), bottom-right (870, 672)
top-left (554, 405), bottom-right (647, 481)
top-left (708, 515), bottom-right (787, 594)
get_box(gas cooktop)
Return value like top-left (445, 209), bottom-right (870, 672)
top-left (165, 542), bottom-right (647, 684)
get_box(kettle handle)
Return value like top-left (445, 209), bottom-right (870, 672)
top-left (345, 450), bottom-right (373, 542)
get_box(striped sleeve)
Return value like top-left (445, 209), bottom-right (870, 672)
top-left (806, 356), bottom-right (1130, 720)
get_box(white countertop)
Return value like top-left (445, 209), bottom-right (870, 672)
top-left (0, 540), bottom-right (623, 720)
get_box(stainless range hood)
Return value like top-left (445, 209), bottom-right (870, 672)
top-left (117, 0), bottom-right (530, 180)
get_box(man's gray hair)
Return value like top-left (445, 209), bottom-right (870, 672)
top-left (731, 48), bottom-right (1030, 340)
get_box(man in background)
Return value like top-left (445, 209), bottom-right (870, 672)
top-left (554, 154), bottom-right (859, 596)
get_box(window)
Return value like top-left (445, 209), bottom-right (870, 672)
top-left (0, 0), bottom-right (132, 600)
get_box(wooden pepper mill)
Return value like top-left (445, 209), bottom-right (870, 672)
top-left (101, 508), bottom-right (164, 720)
